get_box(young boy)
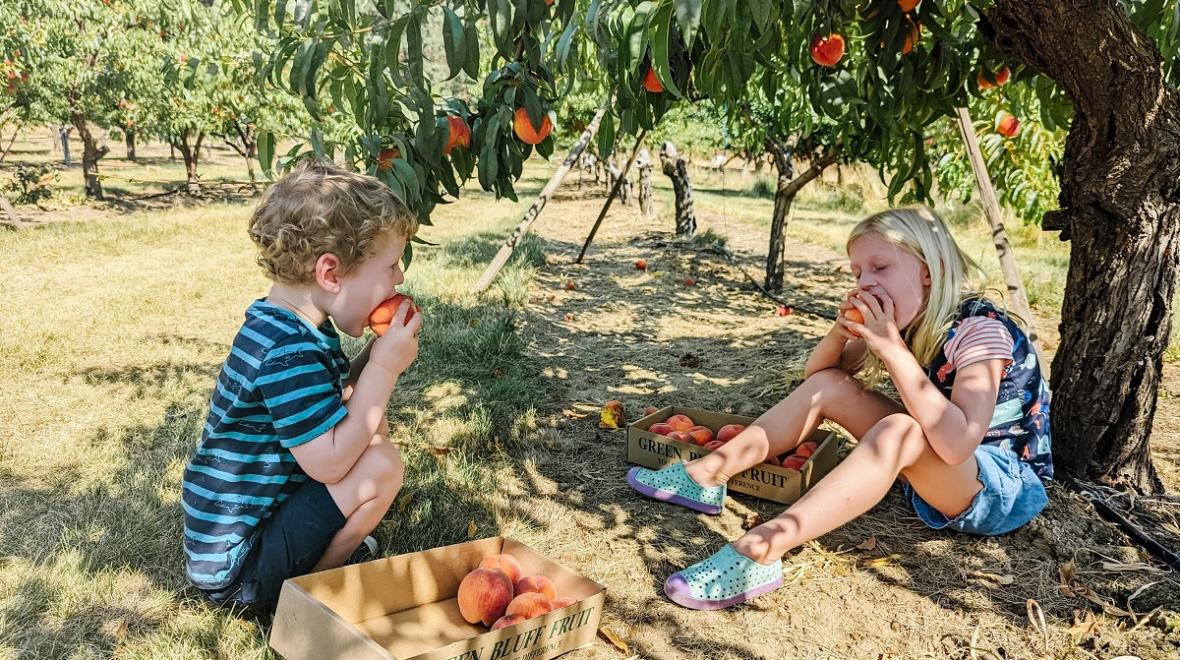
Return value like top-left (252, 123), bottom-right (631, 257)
top-left (182, 160), bottom-right (422, 616)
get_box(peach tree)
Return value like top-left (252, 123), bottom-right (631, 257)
top-left (245, 0), bottom-right (1180, 490)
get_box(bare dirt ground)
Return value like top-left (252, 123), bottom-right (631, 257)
top-left (496, 189), bottom-right (1180, 659)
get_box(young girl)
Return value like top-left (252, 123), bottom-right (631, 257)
top-left (627, 206), bottom-right (1052, 610)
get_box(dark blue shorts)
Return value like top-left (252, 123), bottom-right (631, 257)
top-left (199, 478), bottom-right (345, 616)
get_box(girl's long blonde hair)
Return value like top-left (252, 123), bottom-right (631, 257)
top-left (847, 206), bottom-right (1010, 383)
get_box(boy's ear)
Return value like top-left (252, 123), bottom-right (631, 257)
top-left (314, 253), bottom-right (343, 293)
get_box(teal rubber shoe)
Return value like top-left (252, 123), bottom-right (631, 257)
top-left (664, 544), bottom-right (784, 610)
top-left (626, 462), bottom-right (726, 515)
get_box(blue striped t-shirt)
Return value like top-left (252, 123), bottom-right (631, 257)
top-left (182, 299), bottom-right (350, 590)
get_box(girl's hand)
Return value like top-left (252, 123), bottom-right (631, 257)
top-left (830, 289), bottom-right (862, 342)
top-left (843, 288), bottom-right (907, 358)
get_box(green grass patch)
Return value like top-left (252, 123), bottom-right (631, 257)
top-left (0, 185), bottom-right (549, 657)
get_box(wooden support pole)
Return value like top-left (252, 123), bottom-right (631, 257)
top-left (471, 104), bottom-right (609, 294)
top-left (953, 106), bottom-right (1047, 369)
top-left (575, 130), bottom-right (648, 264)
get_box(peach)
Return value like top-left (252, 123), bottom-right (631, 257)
top-left (443, 114), bottom-right (471, 155)
top-left (551, 596), bottom-right (577, 609)
top-left (642, 67), bottom-right (664, 93)
top-left (514, 575), bottom-right (557, 600)
top-left (513, 107), bottom-right (554, 145)
top-left (457, 568), bottom-right (514, 626)
top-left (643, 406), bottom-right (659, 416)
top-left (667, 431), bottom-right (693, 444)
top-left (478, 554), bottom-right (523, 585)
top-left (703, 439), bottom-right (725, 451)
top-left (763, 454), bottom-right (781, 466)
top-left (506, 592), bottom-right (553, 620)
top-left (996, 112), bottom-right (1020, 138)
top-left (648, 422), bottom-right (675, 436)
top-left (666, 414), bottom-right (695, 432)
top-left (716, 424), bottom-right (745, 443)
top-left (687, 425), bottom-right (714, 445)
top-left (782, 455), bottom-right (807, 471)
top-left (491, 614), bottom-right (526, 630)
top-left (794, 441), bottom-right (818, 459)
top-left (810, 33), bottom-right (845, 67)
top-left (635, 259), bottom-right (648, 271)
top-left (369, 293), bottom-right (416, 336)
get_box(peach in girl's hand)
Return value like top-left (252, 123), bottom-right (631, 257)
top-left (369, 293), bottom-right (416, 336)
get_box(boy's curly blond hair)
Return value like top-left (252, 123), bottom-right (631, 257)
top-left (248, 160), bottom-right (418, 284)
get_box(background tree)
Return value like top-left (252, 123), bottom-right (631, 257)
top-left (14, 0), bottom-right (172, 199)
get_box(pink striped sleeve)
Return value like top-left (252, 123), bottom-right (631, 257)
top-left (944, 317), bottom-right (1014, 371)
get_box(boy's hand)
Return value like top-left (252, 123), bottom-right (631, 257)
top-left (369, 299), bottom-right (421, 376)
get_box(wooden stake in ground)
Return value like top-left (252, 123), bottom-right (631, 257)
top-left (575, 130), bottom-right (648, 264)
top-left (0, 194), bottom-right (25, 230)
top-left (953, 106), bottom-right (1047, 368)
top-left (471, 105), bottom-right (609, 294)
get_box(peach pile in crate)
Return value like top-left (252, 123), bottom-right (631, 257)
top-left (457, 554), bottom-right (576, 630)
top-left (646, 413), bottom-right (818, 470)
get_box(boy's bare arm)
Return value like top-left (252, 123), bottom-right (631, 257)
top-left (292, 302), bottom-right (420, 483)
top-left (342, 337), bottom-right (376, 399)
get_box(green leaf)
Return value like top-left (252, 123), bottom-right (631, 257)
top-left (597, 110), bottom-right (616, 159)
top-left (258, 131), bottom-right (276, 178)
top-left (442, 7), bottom-right (465, 81)
top-left (407, 12), bottom-right (424, 86)
top-left (650, 3), bottom-right (683, 98)
top-left (462, 18), bottom-right (480, 79)
top-left (401, 241), bottom-right (413, 271)
top-left (673, 0), bottom-right (703, 46)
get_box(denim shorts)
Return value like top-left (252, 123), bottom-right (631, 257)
top-left (905, 443), bottom-right (1047, 536)
top-left (198, 478), bottom-right (346, 616)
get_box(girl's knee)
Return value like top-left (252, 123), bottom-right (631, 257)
top-left (805, 367), bottom-right (856, 389)
top-left (863, 414), bottom-right (925, 456)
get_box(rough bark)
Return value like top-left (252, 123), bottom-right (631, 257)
top-left (766, 144), bottom-right (837, 291)
top-left (72, 115), bottom-right (107, 200)
top-left (986, 0), bottom-right (1180, 491)
top-left (637, 148), bottom-right (654, 217)
top-left (173, 128), bottom-right (203, 194)
top-left (124, 127), bottom-right (136, 161)
top-left (659, 142), bottom-right (696, 237)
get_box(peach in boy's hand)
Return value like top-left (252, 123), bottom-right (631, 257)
top-left (369, 297), bottom-right (421, 375)
top-left (369, 293), bottom-right (416, 336)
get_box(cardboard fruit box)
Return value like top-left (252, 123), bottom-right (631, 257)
top-left (626, 405), bottom-right (840, 505)
top-left (270, 537), bottom-right (605, 660)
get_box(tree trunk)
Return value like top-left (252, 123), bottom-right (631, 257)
top-left (174, 128), bottom-right (203, 194)
top-left (245, 141), bottom-right (257, 187)
top-left (58, 125), bottom-right (73, 166)
top-left (72, 116), bottom-right (107, 200)
top-left (637, 148), bottom-right (654, 217)
top-left (169, 141), bottom-right (176, 163)
top-left (124, 127), bottom-right (136, 161)
top-left (659, 142), bottom-right (696, 237)
top-left (764, 142), bottom-right (838, 290)
top-left (765, 144), bottom-right (796, 291)
top-left (987, 0), bottom-right (1180, 491)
